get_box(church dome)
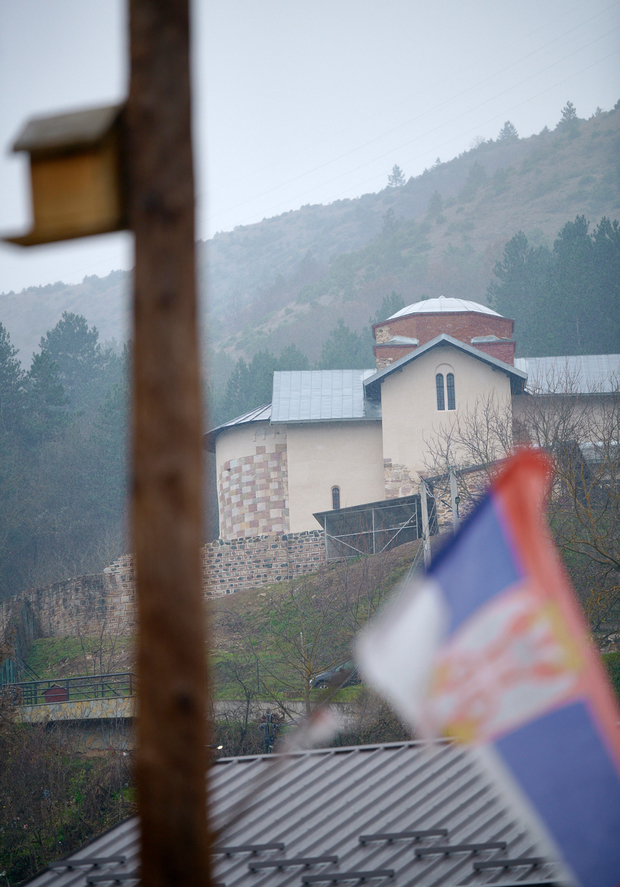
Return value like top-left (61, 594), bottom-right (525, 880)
top-left (388, 296), bottom-right (501, 319)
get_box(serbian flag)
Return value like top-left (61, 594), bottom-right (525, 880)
top-left (357, 448), bottom-right (620, 887)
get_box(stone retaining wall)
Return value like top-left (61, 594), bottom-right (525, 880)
top-left (1, 531), bottom-right (327, 640)
top-left (202, 530), bottom-right (324, 596)
top-left (20, 696), bottom-right (135, 723)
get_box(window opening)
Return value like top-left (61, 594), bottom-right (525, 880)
top-left (436, 374), bottom-right (445, 411)
top-left (332, 486), bottom-right (341, 510)
top-left (447, 373), bottom-right (456, 410)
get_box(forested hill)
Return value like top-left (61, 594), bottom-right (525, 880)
top-left (2, 103), bottom-right (620, 373)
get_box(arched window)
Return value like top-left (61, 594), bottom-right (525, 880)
top-left (435, 373), bottom-right (445, 411)
top-left (331, 486), bottom-right (341, 510)
top-left (447, 373), bottom-right (456, 410)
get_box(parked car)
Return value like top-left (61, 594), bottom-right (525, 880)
top-left (311, 659), bottom-right (360, 690)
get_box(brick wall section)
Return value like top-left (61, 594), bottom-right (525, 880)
top-left (373, 311), bottom-right (515, 368)
top-left (1, 532), bottom-right (326, 638)
top-left (374, 345), bottom-right (416, 369)
top-left (374, 311), bottom-right (514, 346)
top-left (472, 340), bottom-right (516, 364)
top-left (218, 442), bottom-right (290, 540)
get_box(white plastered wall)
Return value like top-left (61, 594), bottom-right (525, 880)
top-left (285, 421), bottom-right (385, 533)
top-left (380, 346), bottom-right (513, 480)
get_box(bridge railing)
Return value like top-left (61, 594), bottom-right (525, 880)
top-left (10, 672), bottom-right (138, 706)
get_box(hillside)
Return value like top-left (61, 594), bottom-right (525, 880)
top-left (2, 106), bottom-right (619, 371)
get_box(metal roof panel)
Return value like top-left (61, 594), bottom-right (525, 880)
top-left (272, 370), bottom-right (377, 423)
top-left (23, 741), bottom-right (567, 887)
top-left (514, 354), bottom-right (620, 394)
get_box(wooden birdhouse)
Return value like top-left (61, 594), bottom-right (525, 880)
top-left (5, 104), bottom-right (127, 246)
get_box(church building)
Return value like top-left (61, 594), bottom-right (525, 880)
top-left (205, 296), bottom-right (618, 587)
top-left (206, 297), bottom-right (528, 541)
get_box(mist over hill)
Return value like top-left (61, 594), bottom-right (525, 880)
top-left (2, 104), bottom-right (619, 372)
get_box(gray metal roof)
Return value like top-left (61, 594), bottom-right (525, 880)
top-left (271, 370), bottom-right (380, 423)
top-left (365, 335), bottom-right (527, 399)
top-left (514, 355), bottom-right (620, 394)
top-left (203, 403), bottom-right (272, 451)
top-left (22, 740), bottom-right (566, 887)
top-left (375, 336), bottom-right (419, 346)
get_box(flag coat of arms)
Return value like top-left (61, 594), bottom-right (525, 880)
top-left (357, 449), bottom-right (620, 887)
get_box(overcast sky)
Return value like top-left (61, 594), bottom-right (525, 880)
top-left (0, 0), bottom-right (618, 294)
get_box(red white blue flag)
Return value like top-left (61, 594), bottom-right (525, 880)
top-left (357, 448), bottom-right (620, 887)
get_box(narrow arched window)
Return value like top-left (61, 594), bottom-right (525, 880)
top-left (436, 373), bottom-right (445, 411)
top-left (332, 486), bottom-right (341, 510)
top-left (447, 373), bottom-right (456, 410)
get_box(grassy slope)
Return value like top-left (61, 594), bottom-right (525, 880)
top-left (24, 543), bottom-right (420, 699)
top-left (24, 538), bottom-right (620, 705)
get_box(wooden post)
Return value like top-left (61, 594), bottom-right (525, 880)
top-left (125, 2), bottom-right (212, 885)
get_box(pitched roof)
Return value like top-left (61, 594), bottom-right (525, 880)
top-left (271, 369), bottom-right (380, 423)
top-left (23, 740), bottom-right (565, 887)
top-left (364, 334), bottom-right (527, 399)
top-left (203, 403), bottom-right (272, 451)
top-left (514, 354), bottom-right (620, 394)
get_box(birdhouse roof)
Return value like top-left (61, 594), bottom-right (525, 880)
top-left (13, 104), bottom-right (122, 158)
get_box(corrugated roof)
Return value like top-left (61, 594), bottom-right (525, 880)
top-left (23, 740), bottom-right (567, 887)
top-left (514, 354), bottom-right (620, 394)
top-left (272, 370), bottom-right (380, 423)
top-left (388, 297), bottom-right (501, 319)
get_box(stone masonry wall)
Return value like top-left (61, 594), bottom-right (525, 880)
top-left (0, 532), bottom-right (326, 639)
top-left (0, 571), bottom-right (136, 641)
top-left (383, 458), bottom-right (419, 499)
top-left (203, 531), bottom-right (324, 596)
top-left (218, 442), bottom-right (289, 540)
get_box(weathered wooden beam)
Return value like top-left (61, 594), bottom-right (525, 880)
top-left (125, 1), bottom-right (212, 885)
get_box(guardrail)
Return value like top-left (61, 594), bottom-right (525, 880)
top-left (9, 672), bottom-right (137, 706)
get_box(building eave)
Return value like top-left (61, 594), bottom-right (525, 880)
top-left (364, 333), bottom-right (527, 399)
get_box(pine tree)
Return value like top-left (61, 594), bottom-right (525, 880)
top-left (497, 120), bottom-right (518, 141)
top-left (387, 165), bottom-right (405, 188)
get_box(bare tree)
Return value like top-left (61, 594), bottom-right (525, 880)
top-left (423, 370), bottom-right (620, 642)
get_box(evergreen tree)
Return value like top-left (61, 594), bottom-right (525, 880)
top-left (488, 216), bottom-right (620, 356)
top-left (38, 312), bottom-right (117, 416)
top-left (0, 323), bottom-right (26, 438)
top-left (370, 291), bottom-right (406, 326)
top-left (426, 190), bottom-right (444, 219)
top-left (387, 165), bottom-right (405, 188)
top-left (316, 318), bottom-right (374, 370)
top-left (487, 231), bottom-right (553, 355)
top-left (558, 101), bottom-right (579, 136)
top-left (24, 351), bottom-right (69, 444)
top-left (497, 120), bottom-right (519, 141)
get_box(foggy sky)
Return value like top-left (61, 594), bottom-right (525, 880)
top-left (0, 0), bottom-right (618, 294)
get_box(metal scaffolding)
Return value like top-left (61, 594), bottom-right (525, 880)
top-left (313, 493), bottom-right (437, 561)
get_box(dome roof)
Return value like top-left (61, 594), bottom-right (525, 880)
top-left (388, 296), bottom-right (501, 319)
